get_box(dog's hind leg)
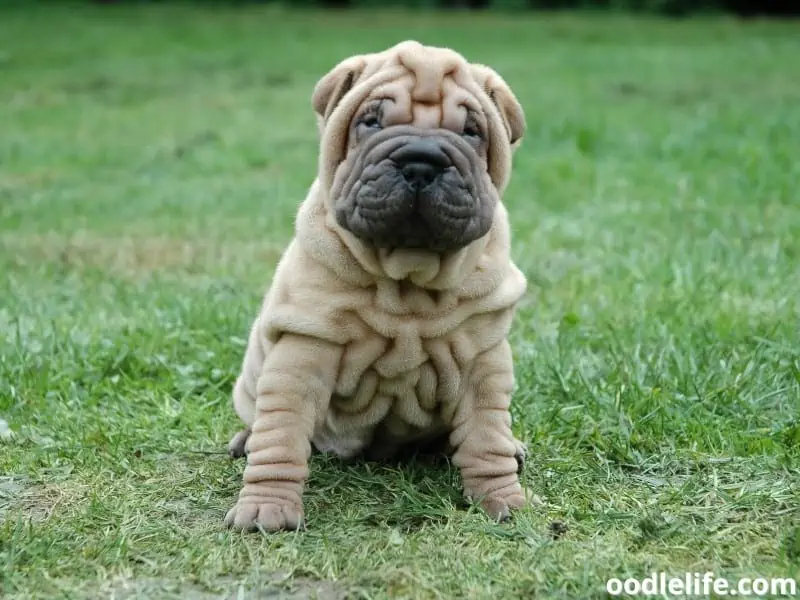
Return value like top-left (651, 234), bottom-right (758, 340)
top-left (228, 427), bottom-right (251, 459)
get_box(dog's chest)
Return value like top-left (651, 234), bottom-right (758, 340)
top-left (335, 316), bottom-right (456, 407)
top-left (306, 278), bottom-right (513, 458)
top-left (326, 291), bottom-right (489, 431)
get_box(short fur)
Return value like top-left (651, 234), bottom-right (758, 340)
top-left (224, 41), bottom-right (529, 532)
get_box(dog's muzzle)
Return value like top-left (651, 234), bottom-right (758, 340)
top-left (335, 131), bottom-right (494, 252)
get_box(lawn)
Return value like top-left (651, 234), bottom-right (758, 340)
top-left (1, 3), bottom-right (799, 599)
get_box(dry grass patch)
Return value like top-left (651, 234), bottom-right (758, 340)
top-left (1, 232), bottom-right (285, 279)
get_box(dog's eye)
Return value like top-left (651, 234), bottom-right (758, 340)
top-left (462, 116), bottom-right (482, 140)
top-left (463, 124), bottom-right (481, 138)
top-left (359, 114), bottom-right (382, 130)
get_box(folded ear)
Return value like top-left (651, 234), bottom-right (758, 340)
top-left (470, 64), bottom-right (526, 147)
top-left (312, 56), bottom-right (368, 124)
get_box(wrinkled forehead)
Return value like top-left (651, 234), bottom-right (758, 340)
top-left (363, 43), bottom-right (483, 111)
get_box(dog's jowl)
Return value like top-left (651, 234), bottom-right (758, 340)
top-left (224, 40), bottom-right (529, 532)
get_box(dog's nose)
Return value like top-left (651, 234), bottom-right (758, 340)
top-left (392, 139), bottom-right (451, 187)
top-left (401, 162), bottom-right (440, 187)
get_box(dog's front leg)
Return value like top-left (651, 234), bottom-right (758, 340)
top-left (225, 334), bottom-right (341, 532)
top-left (450, 339), bottom-right (527, 522)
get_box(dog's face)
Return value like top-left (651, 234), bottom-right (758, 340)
top-left (336, 118), bottom-right (490, 253)
top-left (312, 41), bottom-right (525, 254)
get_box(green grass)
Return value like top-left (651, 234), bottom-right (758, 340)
top-left (1, 4), bottom-right (799, 599)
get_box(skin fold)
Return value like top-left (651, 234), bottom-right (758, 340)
top-left (224, 40), bottom-right (529, 532)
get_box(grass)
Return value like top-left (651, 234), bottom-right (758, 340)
top-left (1, 3), bottom-right (799, 599)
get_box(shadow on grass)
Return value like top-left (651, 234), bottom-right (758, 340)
top-left (301, 450), bottom-right (466, 532)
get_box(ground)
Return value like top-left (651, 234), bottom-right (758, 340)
top-left (1, 4), bottom-right (799, 599)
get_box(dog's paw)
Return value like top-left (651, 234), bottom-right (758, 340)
top-left (227, 428), bottom-right (251, 459)
top-left (513, 438), bottom-right (527, 474)
top-left (478, 487), bottom-right (527, 522)
top-left (224, 499), bottom-right (304, 533)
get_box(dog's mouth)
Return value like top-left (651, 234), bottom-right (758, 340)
top-left (333, 129), bottom-right (495, 252)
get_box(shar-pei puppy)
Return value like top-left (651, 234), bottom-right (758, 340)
top-left (224, 40), bottom-right (529, 532)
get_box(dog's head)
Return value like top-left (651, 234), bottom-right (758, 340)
top-left (312, 41), bottom-right (525, 254)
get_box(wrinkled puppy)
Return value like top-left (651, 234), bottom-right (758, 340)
top-left (225, 40), bottom-right (529, 532)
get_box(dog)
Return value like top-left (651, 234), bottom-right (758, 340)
top-left (224, 40), bottom-right (528, 532)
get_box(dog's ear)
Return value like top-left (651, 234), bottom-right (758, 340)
top-left (470, 64), bottom-right (526, 148)
top-left (312, 56), bottom-right (368, 124)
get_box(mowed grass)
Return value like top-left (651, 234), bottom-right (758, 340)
top-left (1, 4), bottom-right (799, 599)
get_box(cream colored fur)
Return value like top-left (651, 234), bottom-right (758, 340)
top-left (224, 40), bottom-right (529, 532)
